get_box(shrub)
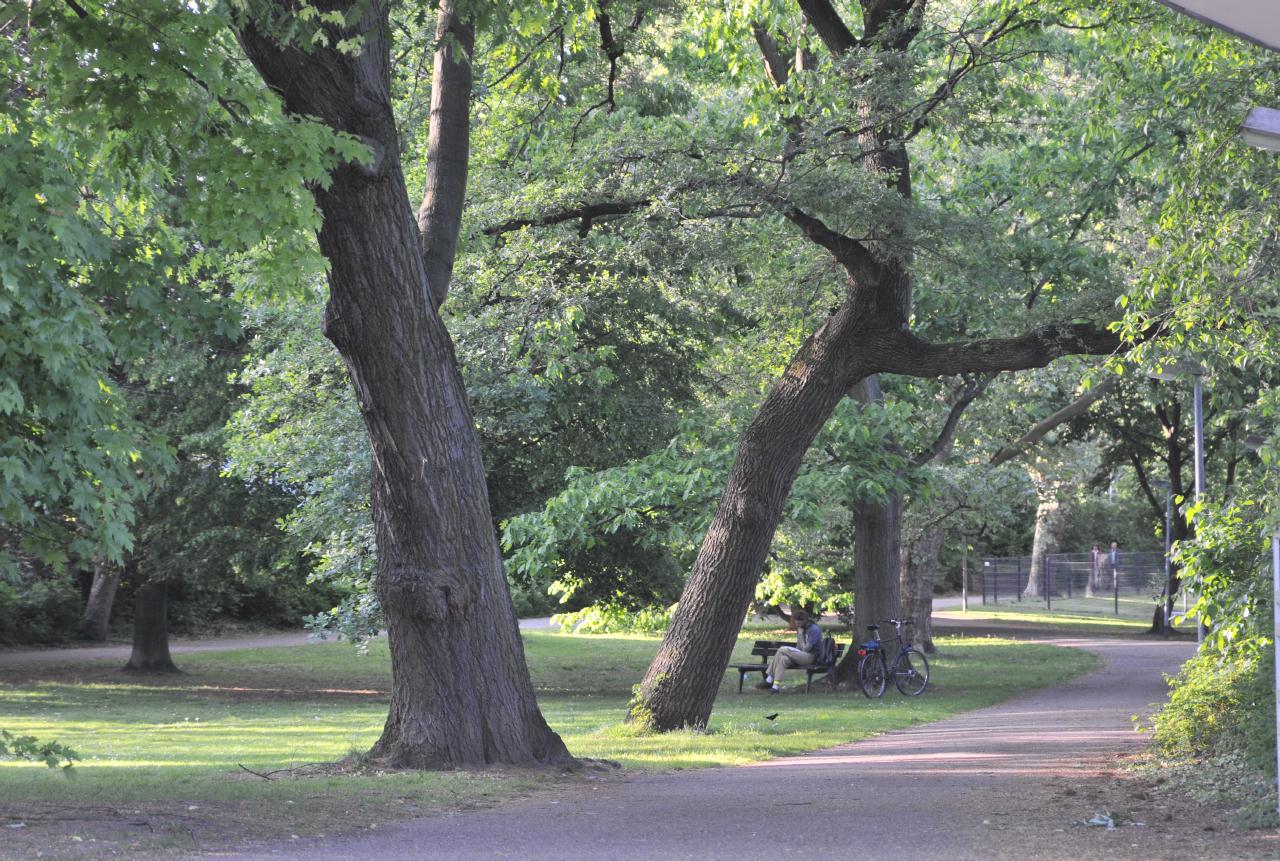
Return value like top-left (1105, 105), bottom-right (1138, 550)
top-left (552, 602), bottom-right (675, 635)
top-left (0, 572), bottom-right (81, 645)
top-left (1152, 649), bottom-right (1277, 780)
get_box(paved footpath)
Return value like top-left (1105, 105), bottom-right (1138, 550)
top-left (201, 636), bottom-right (1198, 861)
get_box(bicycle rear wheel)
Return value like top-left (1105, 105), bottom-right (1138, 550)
top-left (892, 650), bottom-right (930, 696)
top-left (858, 651), bottom-right (886, 698)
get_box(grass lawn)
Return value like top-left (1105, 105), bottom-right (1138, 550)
top-left (936, 593), bottom-right (1200, 635)
top-left (0, 629), bottom-right (1097, 858)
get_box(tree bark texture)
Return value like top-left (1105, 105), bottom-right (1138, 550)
top-left (837, 375), bottom-right (903, 681)
top-left (1024, 491), bottom-right (1068, 598)
top-left (237, 3), bottom-right (569, 768)
top-left (899, 524), bottom-right (942, 653)
top-left (123, 578), bottom-right (177, 673)
top-left (78, 559), bottom-right (119, 642)
top-left (834, 489), bottom-right (903, 682)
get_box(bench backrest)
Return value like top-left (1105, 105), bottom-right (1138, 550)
top-left (748, 638), bottom-right (845, 667)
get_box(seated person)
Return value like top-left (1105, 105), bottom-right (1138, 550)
top-left (757, 609), bottom-right (822, 693)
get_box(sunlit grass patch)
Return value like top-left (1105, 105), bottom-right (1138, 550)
top-left (936, 593), bottom-right (1198, 634)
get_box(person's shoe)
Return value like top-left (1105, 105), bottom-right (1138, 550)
top-left (770, 686), bottom-right (781, 694)
top-left (755, 681), bottom-right (772, 690)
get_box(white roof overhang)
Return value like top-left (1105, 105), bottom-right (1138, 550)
top-left (1153, 1), bottom-right (1280, 52)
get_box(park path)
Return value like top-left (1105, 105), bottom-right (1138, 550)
top-left (0, 600), bottom-right (973, 669)
top-left (199, 635), bottom-right (1217, 861)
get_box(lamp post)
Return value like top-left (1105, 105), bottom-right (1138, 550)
top-left (1273, 530), bottom-right (1279, 818)
top-left (1243, 434), bottom-right (1278, 817)
top-left (1149, 360), bottom-right (1206, 644)
top-left (1151, 479), bottom-right (1174, 638)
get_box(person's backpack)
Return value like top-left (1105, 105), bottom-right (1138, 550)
top-left (816, 635), bottom-right (837, 667)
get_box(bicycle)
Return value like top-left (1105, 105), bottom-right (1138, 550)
top-left (856, 618), bottom-right (930, 698)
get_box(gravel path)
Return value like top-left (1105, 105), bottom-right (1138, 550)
top-left (200, 636), bottom-right (1225, 861)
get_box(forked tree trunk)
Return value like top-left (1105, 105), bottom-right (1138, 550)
top-left (237, 3), bottom-right (569, 768)
top-left (123, 579), bottom-right (178, 673)
top-left (1024, 492), bottom-right (1067, 598)
top-left (78, 559), bottom-right (119, 642)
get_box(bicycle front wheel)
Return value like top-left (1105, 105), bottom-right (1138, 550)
top-left (858, 651), bottom-right (887, 698)
top-left (892, 650), bottom-right (930, 696)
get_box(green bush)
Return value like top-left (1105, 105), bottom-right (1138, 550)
top-left (552, 602), bottom-right (675, 635)
top-left (0, 573), bottom-right (81, 645)
top-left (1152, 649), bottom-right (1277, 780)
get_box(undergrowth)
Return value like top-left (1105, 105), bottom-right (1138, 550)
top-left (1146, 649), bottom-right (1278, 829)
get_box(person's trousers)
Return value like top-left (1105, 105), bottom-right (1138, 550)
top-left (768, 646), bottom-right (814, 683)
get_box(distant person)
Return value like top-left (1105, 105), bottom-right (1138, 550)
top-left (1108, 541), bottom-right (1121, 591)
top-left (758, 609), bottom-right (822, 694)
top-left (1087, 543), bottom-right (1102, 597)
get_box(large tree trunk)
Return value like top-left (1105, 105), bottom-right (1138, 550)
top-left (78, 559), bottom-right (119, 642)
top-left (123, 578), bottom-right (177, 673)
top-left (1023, 491), bottom-right (1068, 598)
top-left (237, 3), bottom-right (569, 768)
top-left (835, 376), bottom-right (903, 683)
top-left (834, 490), bottom-right (902, 683)
top-left (900, 524), bottom-right (942, 653)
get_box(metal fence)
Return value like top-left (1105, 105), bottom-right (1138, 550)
top-left (973, 551), bottom-right (1167, 614)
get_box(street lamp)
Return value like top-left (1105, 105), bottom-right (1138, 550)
top-left (1148, 360), bottom-right (1206, 643)
top-left (1273, 529), bottom-right (1280, 819)
top-left (1243, 107), bottom-right (1280, 151)
top-left (1151, 478), bottom-right (1174, 638)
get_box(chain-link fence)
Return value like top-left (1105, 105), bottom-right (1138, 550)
top-left (973, 551), bottom-right (1168, 615)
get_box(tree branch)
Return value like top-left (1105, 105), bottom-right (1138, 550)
top-left (989, 375), bottom-right (1118, 466)
top-left (906, 9), bottom-right (1036, 140)
top-left (916, 373), bottom-right (997, 466)
top-left (796, 0), bottom-right (859, 56)
top-left (417, 0), bottom-right (474, 311)
top-left (595, 0), bottom-right (624, 112)
top-left (481, 196), bottom-right (653, 236)
top-left (751, 23), bottom-right (792, 87)
top-left (769, 200), bottom-right (882, 284)
top-left (876, 322), bottom-right (1127, 378)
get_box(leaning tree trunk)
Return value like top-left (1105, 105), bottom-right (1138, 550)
top-left (237, 4), bottom-right (569, 768)
top-left (1023, 492), bottom-right (1068, 599)
top-left (629, 300), bottom-right (878, 730)
top-left (123, 579), bottom-right (177, 673)
top-left (78, 559), bottom-right (119, 642)
top-left (628, 0), bottom-right (1124, 731)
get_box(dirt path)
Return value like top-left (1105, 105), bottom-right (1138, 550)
top-left (195, 635), bottom-right (1275, 861)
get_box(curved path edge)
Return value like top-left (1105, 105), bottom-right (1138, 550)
top-left (202, 636), bottom-right (1204, 861)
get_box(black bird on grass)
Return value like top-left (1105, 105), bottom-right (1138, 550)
top-left (764, 713), bottom-right (779, 721)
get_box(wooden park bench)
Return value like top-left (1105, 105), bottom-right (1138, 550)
top-left (729, 638), bottom-right (845, 694)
